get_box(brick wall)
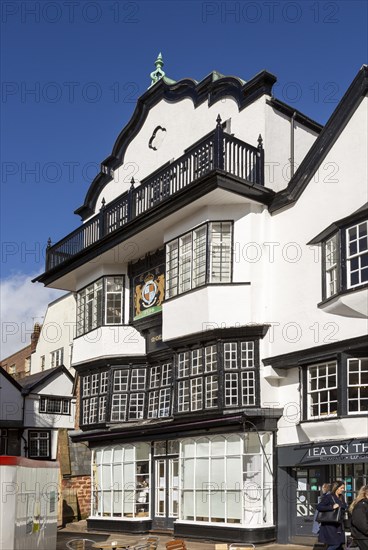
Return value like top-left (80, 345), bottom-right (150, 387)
top-left (57, 428), bottom-right (92, 524)
top-left (61, 475), bottom-right (91, 521)
top-left (0, 344), bottom-right (32, 379)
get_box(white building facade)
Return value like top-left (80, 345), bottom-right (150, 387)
top-left (35, 63), bottom-right (368, 545)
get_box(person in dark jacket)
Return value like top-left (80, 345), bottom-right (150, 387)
top-left (316, 480), bottom-right (347, 550)
top-left (349, 485), bottom-right (368, 550)
top-left (313, 483), bottom-right (331, 535)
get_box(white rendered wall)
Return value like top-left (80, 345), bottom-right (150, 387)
top-left (72, 326), bottom-right (146, 365)
top-left (264, 95), bottom-right (368, 359)
top-left (31, 293), bottom-right (76, 374)
top-left (0, 372), bottom-right (23, 422)
top-left (163, 285), bottom-right (253, 341)
top-left (91, 94), bottom-right (318, 214)
top-left (264, 107), bottom-right (319, 192)
top-left (23, 372), bottom-right (75, 430)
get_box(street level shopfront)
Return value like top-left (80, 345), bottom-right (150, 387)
top-left (277, 438), bottom-right (368, 545)
top-left (87, 428), bottom-right (276, 543)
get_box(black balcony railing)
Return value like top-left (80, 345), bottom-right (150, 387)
top-left (46, 117), bottom-right (264, 271)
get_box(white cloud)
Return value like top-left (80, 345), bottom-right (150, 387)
top-left (0, 272), bottom-right (64, 360)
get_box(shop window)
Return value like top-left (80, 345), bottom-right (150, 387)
top-left (180, 433), bottom-right (273, 526)
top-left (76, 276), bottom-right (124, 336)
top-left (166, 221), bottom-right (232, 299)
top-left (92, 443), bottom-right (150, 519)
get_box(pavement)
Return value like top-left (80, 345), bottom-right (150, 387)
top-left (56, 520), bottom-right (317, 550)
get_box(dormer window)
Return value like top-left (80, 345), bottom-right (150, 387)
top-left (322, 220), bottom-right (368, 299)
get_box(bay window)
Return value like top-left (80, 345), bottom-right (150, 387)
top-left (318, 217), bottom-right (368, 300)
top-left (166, 221), bottom-right (232, 298)
top-left (77, 276), bottom-right (124, 336)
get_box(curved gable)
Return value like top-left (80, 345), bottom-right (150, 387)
top-left (75, 70), bottom-right (277, 220)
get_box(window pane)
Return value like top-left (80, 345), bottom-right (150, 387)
top-left (209, 222), bottom-right (232, 283)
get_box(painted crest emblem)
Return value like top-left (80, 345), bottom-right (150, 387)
top-left (142, 277), bottom-right (158, 307)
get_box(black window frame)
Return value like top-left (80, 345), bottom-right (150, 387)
top-left (80, 370), bottom-right (109, 426)
top-left (28, 430), bottom-right (51, 460)
top-left (39, 396), bottom-right (71, 415)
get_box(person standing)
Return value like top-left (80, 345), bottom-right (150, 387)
top-left (316, 480), bottom-right (347, 550)
top-left (350, 485), bottom-right (368, 550)
top-left (313, 483), bottom-right (332, 535)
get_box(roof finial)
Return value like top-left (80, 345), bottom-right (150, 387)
top-left (149, 52), bottom-right (166, 87)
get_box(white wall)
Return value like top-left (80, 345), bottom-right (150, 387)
top-left (72, 326), bottom-right (146, 365)
top-left (23, 372), bottom-right (75, 430)
top-left (90, 93), bottom-right (318, 215)
top-left (0, 372), bottom-right (23, 422)
top-left (264, 95), bottom-right (368, 358)
top-left (31, 293), bottom-right (76, 374)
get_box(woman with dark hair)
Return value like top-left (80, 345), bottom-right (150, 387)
top-left (312, 483), bottom-right (331, 535)
top-left (316, 480), bottom-right (347, 550)
top-left (349, 485), bottom-right (368, 550)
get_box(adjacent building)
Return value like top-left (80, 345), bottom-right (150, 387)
top-left (34, 60), bottom-right (368, 545)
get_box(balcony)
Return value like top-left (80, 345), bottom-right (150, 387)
top-left (45, 119), bottom-right (265, 272)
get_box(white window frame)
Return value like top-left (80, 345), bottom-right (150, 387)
top-left (76, 276), bottom-right (124, 336)
top-left (307, 361), bottom-right (338, 419)
top-left (347, 357), bottom-right (368, 414)
top-left (110, 368), bottom-right (147, 423)
top-left (39, 396), bottom-right (70, 415)
top-left (91, 444), bottom-right (151, 519)
top-left (50, 348), bottom-right (63, 368)
top-left (223, 341), bottom-right (256, 408)
top-left (81, 371), bottom-right (108, 425)
top-left (179, 433), bottom-right (273, 526)
top-left (324, 233), bottom-right (339, 297)
top-left (165, 221), bottom-right (232, 298)
top-left (346, 221), bottom-right (368, 289)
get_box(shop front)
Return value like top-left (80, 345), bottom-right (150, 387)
top-left (277, 438), bottom-right (368, 545)
top-left (87, 430), bottom-right (276, 543)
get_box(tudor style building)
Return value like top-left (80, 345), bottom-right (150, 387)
top-left (34, 59), bottom-right (368, 545)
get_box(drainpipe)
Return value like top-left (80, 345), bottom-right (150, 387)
top-left (290, 111), bottom-right (297, 178)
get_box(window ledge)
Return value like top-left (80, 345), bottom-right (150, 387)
top-left (318, 284), bottom-right (368, 318)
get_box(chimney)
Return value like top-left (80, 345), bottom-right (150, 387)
top-left (31, 323), bottom-right (41, 352)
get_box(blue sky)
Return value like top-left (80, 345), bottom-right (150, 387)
top-left (0, 0), bottom-right (367, 356)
